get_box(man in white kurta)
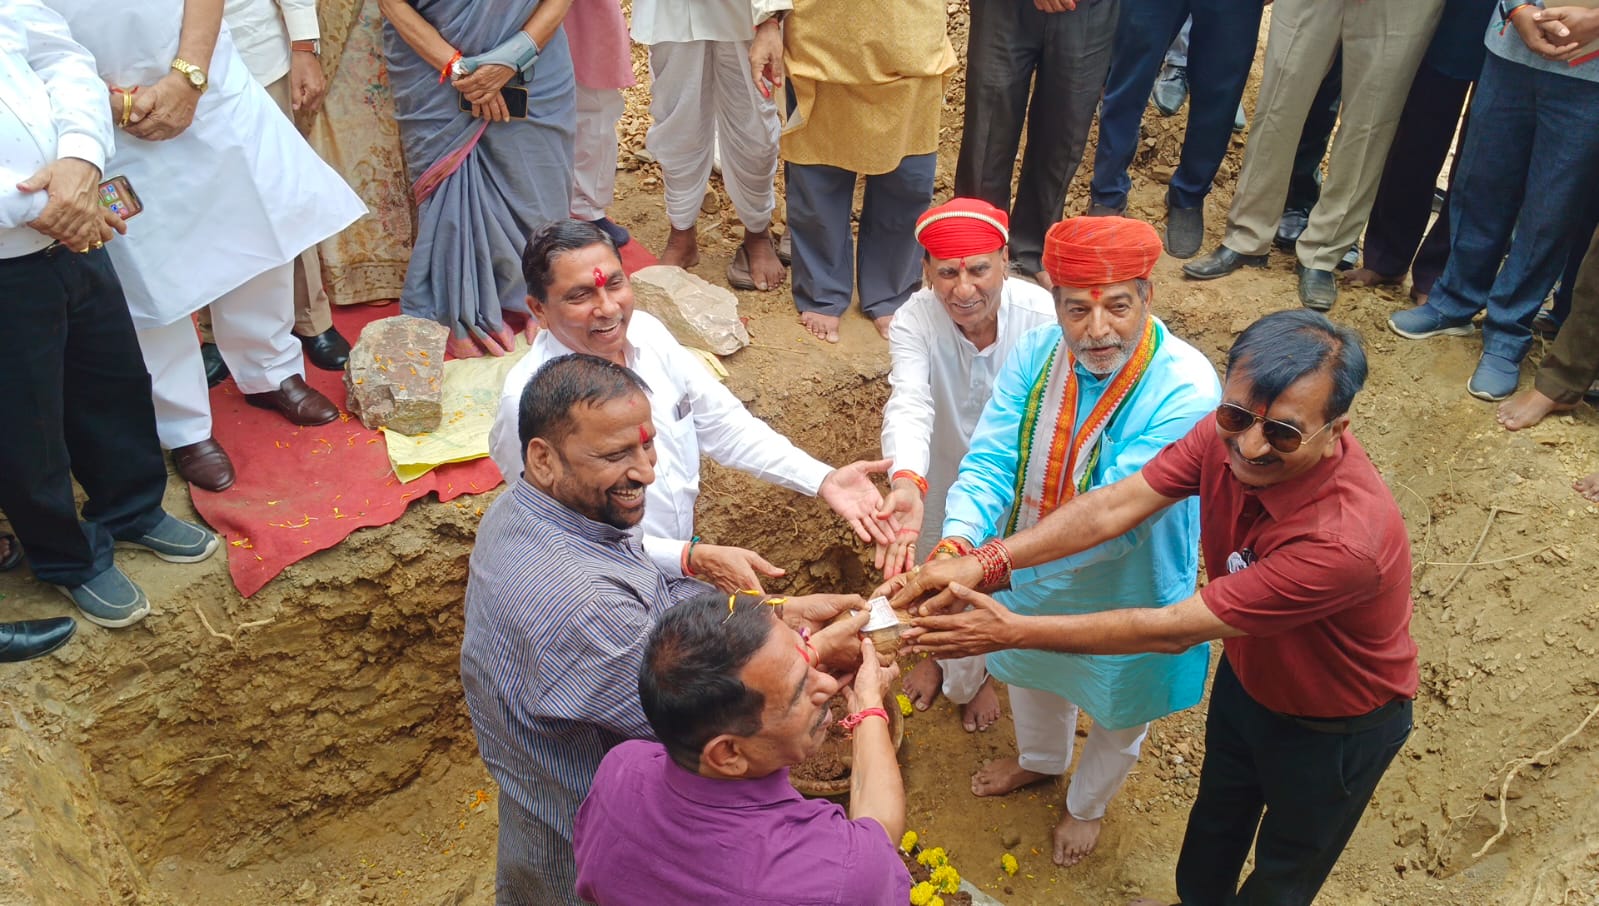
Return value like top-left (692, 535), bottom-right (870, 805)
top-left (47, 0), bottom-right (365, 492)
top-left (631, 0), bottom-right (789, 291)
top-left (879, 198), bottom-right (1054, 732)
top-left (489, 220), bottom-right (895, 592)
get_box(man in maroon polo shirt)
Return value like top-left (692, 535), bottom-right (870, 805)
top-left (884, 308), bottom-right (1416, 906)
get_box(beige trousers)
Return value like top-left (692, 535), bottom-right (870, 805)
top-left (1221, 0), bottom-right (1445, 270)
top-left (199, 73), bottom-right (333, 340)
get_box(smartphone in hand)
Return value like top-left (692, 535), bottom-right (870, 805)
top-left (98, 175), bottom-right (142, 219)
top-left (458, 85), bottom-right (529, 119)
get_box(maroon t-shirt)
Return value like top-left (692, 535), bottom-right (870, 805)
top-left (1142, 415), bottom-right (1419, 718)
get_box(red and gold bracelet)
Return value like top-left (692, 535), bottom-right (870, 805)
top-left (972, 539), bottom-right (1013, 590)
top-left (838, 706), bottom-right (888, 737)
top-left (891, 469), bottom-right (929, 498)
top-left (927, 536), bottom-right (973, 561)
top-left (439, 49), bottom-right (462, 83)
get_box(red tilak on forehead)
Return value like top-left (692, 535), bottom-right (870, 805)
top-left (593, 267), bottom-right (606, 287)
top-left (639, 425), bottom-right (650, 444)
top-left (1089, 287), bottom-right (1103, 300)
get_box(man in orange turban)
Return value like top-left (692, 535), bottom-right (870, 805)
top-left (899, 213), bottom-right (1222, 868)
top-left (879, 197), bottom-right (1055, 731)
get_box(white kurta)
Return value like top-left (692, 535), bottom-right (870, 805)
top-left (882, 277), bottom-right (1055, 553)
top-left (488, 311), bottom-right (834, 576)
top-left (630, 0), bottom-right (791, 44)
top-left (45, 0), bottom-right (364, 330)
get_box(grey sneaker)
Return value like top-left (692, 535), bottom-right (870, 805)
top-left (1152, 64), bottom-right (1188, 116)
top-left (1388, 304), bottom-right (1475, 340)
top-left (55, 566), bottom-right (151, 628)
top-left (116, 514), bottom-right (219, 563)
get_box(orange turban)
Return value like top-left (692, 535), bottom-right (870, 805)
top-left (1042, 216), bottom-right (1163, 286)
top-left (914, 198), bottom-right (1009, 260)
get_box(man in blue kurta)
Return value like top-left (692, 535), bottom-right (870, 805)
top-left (935, 216), bottom-right (1220, 867)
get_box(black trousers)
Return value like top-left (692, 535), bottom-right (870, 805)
top-left (1360, 61), bottom-right (1474, 290)
top-left (0, 246), bottom-right (167, 586)
top-left (1284, 54), bottom-right (1344, 214)
top-left (954, 0), bottom-right (1120, 274)
top-left (1174, 657), bottom-right (1412, 906)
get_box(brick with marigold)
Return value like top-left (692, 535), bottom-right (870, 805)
top-left (930, 864), bottom-right (960, 894)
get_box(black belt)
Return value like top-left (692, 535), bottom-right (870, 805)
top-left (3, 241), bottom-right (72, 264)
top-left (1280, 697), bottom-right (1410, 735)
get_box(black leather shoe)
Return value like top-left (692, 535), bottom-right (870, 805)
top-left (1086, 202), bottom-right (1126, 217)
top-left (1165, 203), bottom-right (1204, 259)
top-left (1181, 246), bottom-right (1268, 280)
top-left (299, 327), bottom-right (351, 371)
top-left (1297, 264), bottom-right (1339, 311)
top-left (201, 342), bottom-right (230, 388)
top-left (1275, 207), bottom-right (1310, 251)
top-left (0, 617), bottom-right (76, 663)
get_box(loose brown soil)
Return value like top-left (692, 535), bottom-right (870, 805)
top-left (3, 6), bottom-right (1599, 905)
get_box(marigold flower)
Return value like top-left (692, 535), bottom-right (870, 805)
top-left (930, 864), bottom-right (960, 894)
top-left (930, 898), bottom-right (944, 906)
top-left (909, 881), bottom-right (936, 906)
top-left (1001, 853), bottom-right (1019, 875)
top-left (896, 693), bottom-right (914, 716)
top-left (900, 830), bottom-right (918, 853)
top-left (916, 846), bottom-right (948, 869)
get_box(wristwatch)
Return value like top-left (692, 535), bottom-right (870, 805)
top-left (171, 58), bottom-right (209, 93)
top-left (291, 39), bottom-right (321, 56)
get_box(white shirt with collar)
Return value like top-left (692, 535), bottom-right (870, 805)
top-left (631, 0), bottom-right (792, 45)
top-left (0, 0), bottom-right (111, 258)
top-left (222, 0), bottom-right (320, 87)
top-left (882, 277), bottom-right (1056, 548)
top-left (488, 310), bottom-right (834, 576)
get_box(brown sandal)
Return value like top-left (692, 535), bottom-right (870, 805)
top-left (727, 244), bottom-right (758, 291)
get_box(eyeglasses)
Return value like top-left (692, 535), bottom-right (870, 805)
top-left (1214, 403), bottom-right (1331, 454)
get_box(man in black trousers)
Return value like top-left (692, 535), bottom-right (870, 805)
top-left (955, 0), bottom-right (1121, 288)
top-left (1, 0), bottom-right (219, 660)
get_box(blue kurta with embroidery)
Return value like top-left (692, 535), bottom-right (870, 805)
top-left (942, 319), bottom-right (1222, 730)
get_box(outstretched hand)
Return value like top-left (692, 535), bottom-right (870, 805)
top-left (873, 482), bottom-right (924, 579)
top-left (689, 543), bottom-right (785, 593)
top-left (901, 583), bottom-right (1019, 659)
top-left (819, 458), bottom-right (896, 546)
top-left (876, 554), bottom-right (984, 615)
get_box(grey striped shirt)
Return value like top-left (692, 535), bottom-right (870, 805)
top-left (462, 479), bottom-right (709, 903)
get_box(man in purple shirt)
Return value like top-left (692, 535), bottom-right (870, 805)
top-left (573, 592), bottom-right (910, 904)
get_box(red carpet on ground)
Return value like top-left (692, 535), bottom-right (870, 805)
top-left (191, 238), bottom-right (660, 596)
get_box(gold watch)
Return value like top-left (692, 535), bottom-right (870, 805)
top-left (171, 58), bottom-right (209, 93)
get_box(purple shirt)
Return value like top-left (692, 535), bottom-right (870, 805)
top-left (573, 740), bottom-right (911, 905)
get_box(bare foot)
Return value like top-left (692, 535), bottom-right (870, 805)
top-left (661, 225), bottom-right (701, 270)
top-left (799, 310), bottom-right (841, 343)
top-left (903, 658), bottom-right (943, 712)
top-left (742, 229), bottom-right (787, 291)
top-left (1496, 389), bottom-right (1575, 431)
top-left (1052, 812), bottom-right (1103, 867)
top-left (1341, 267), bottom-right (1401, 287)
top-left (971, 757), bottom-right (1051, 798)
top-left (1034, 269), bottom-right (1054, 291)
top-left (961, 675), bottom-right (1001, 732)
top-left (873, 314), bottom-right (894, 340)
top-left (1576, 471), bottom-right (1599, 503)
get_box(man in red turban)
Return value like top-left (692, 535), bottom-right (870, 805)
top-left (885, 213), bottom-right (1223, 868)
top-left (880, 197), bottom-right (1055, 731)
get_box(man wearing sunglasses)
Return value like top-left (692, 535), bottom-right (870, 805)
top-left (902, 215), bottom-right (1221, 869)
top-left (884, 308), bottom-right (1417, 906)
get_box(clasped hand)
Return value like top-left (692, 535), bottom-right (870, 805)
top-left (19, 158), bottom-right (126, 251)
top-left (454, 63), bottom-right (516, 122)
top-left (114, 73), bottom-right (200, 141)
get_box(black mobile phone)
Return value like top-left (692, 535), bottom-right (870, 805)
top-left (458, 85), bottom-right (529, 119)
top-left (98, 175), bottom-right (142, 219)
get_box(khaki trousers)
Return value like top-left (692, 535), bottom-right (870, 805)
top-left (199, 74), bottom-right (333, 340)
top-left (1535, 226), bottom-right (1599, 404)
top-left (1221, 0), bottom-right (1444, 270)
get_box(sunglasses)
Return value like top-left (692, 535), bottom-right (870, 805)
top-left (1214, 403), bottom-right (1331, 454)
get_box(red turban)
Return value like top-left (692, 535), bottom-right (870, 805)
top-left (914, 198), bottom-right (1009, 260)
top-left (1042, 216), bottom-right (1163, 286)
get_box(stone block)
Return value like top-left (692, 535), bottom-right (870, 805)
top-left (629, 265), bottom-right (750, 355)
top-left (343, 315), bottom-right (449, 434)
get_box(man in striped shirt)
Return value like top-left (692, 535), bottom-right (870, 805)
top-left (462, 353), bottom-right (866, 905)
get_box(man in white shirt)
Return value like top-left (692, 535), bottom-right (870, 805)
top-left (204, 0), bottom-right (350, 377)
top-left (488, 219), bottom-right (895, 592)
top-left (631, 0), bottom-right (789, 291)
top-left (877, 197), bottom-right (1054, 731)
top-left (0, 0), bottom-right (218, 647)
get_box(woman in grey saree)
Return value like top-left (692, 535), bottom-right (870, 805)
top-left (381, 0), bottom-right (575, 357)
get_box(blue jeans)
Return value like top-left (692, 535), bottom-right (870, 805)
top-left (1091, 0), bottom-right (1265, 211)
top-left (1427, 53), bottom-right (1599, 364)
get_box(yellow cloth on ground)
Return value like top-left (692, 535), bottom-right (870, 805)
top-left (781, 0), bottom-right (955, 175)
top-left (384, 341), bottom-right (531, 482)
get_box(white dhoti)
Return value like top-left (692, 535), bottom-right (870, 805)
top-left (1010, 684), bottom-right (1149, 821)
top-left (645, 39), bottom-right (779, 232)
top-left (136, 264), bottom-right (299, 448)
top-left (572, 84), bottom-right (625, 221)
